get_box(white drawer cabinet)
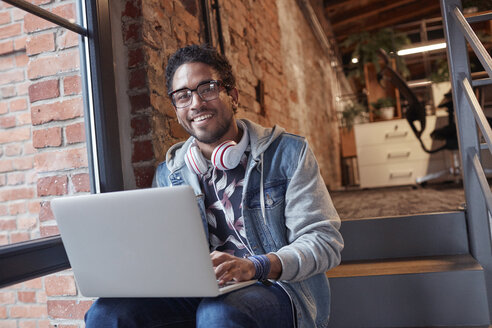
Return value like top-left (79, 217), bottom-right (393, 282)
top-left (354, 116), bottom-right (447, 188)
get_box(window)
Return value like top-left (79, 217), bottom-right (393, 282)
top-left (0, 0), bottom-right (121, 288)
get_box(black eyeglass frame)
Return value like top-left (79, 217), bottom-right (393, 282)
top-left (168, 80), bottom-right (229, 108)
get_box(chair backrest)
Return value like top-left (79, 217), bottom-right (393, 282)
top-left (376, 49), bottom-right (446, 154)
top-left (376, 49), bottom-right (426, 137)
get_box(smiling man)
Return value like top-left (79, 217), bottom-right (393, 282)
top-left (84, 44), bottom-right (343, 328)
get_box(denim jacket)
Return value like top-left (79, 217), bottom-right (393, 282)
top-left (153, 119), bottom-right (344, 328)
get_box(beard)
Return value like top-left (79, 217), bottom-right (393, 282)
top-left (181, 110), bottom-right (235, 145)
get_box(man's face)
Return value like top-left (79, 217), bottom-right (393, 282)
top-left (171, 62), bottom-right (237, 145)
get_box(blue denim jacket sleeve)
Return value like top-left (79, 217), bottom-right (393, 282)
top-left (274, 138), bottom-right (344, 282)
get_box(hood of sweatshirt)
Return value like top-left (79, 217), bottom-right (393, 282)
top-left (165, 118), bottom-right (285, 172)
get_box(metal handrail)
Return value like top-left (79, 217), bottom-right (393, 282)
top-left (466, 11), bottom-right (492, 24)
top-left (452, 5), bottom-right (492, 213)
top-left (444, 1), bottom-right (492, 317)
top-left (442, 0), bottom-right (492, 293)
top-left (1, 0), bottom-right (88, 36)
top-left (454, 7), bottom-right (492, 78)
top-left (472, 78), bottom-right (492, 87)
top-left (455, 4), bottom-right (492, 214)
top-left (452, 3), bottom-right (492, 212)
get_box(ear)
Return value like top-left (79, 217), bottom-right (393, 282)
top-left (228, 88), bottom-right (239, 106)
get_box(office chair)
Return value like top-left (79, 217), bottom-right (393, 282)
top-left (431, 91), bottom-right (458, 150)
top-left (375, 49), bottom-right (460, 184)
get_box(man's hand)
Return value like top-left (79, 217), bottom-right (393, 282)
top-left (210, 251), bottom-right (255, 285)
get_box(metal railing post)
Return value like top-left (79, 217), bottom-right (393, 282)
top-left (441, 0), bottom-right (492, 318)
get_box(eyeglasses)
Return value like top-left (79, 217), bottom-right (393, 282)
top-left (169, 80), bottom-right (226, 109)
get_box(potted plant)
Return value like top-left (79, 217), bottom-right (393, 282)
top-left (342, 28), bottom-right (410, 84)
top-left (371, 97), bottom-right (396, 120)
top-left (341, 102), bottom-right (367, 131)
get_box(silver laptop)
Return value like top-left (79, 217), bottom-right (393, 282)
top-left (51, 185), bottom-right (256, 297)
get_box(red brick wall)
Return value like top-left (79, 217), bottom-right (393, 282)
top-left (26, 3), bottom-right (93, 324)
top-left (122, 0), bottom-right (155, 188)
top-left (0, 1), bottom-right (49, 326)
top-left (0, 0), bottom-right (91, 326)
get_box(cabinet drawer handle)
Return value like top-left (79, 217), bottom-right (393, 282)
top-left (385, 131), bottom-right (408, 139)
top-left (390, 171), bottom-right (413, 179)
top-left (387, 151), bottom-right (411, 159)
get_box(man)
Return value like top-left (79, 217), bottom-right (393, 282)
top-left (85, 44), bottom-right (343, 328)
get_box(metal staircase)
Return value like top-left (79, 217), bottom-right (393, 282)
top-left (327, 1), bottom-right (492, 326)
top-left (328, 212), bottom-right (489, 327)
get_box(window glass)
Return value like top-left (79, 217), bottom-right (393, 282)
top-left (0, 0), bottom-right (88, 246)
top-left (0, 1), bottom-right (116, 326)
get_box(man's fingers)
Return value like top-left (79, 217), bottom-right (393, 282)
top-left (214, 260), bottom-right (235, 278)
top-left (210, 251), bottom-right (256, 282)
top-left (210, 251), bottom-right (232, 266)
top-left (217, 266), bottom-right (241, 285)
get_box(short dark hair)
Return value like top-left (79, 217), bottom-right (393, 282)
top-left (165, 44), bottom-right (236, 95)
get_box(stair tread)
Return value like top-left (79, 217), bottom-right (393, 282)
top-left (326, 254), bottom-right (482, 278)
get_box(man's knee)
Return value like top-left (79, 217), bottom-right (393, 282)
top-left (196, 284), bottom-right (294, 328)
top-left (196, 297), bottom-right (254, 326)
top-left (85, 299), bottom-right (119, 326)
top-left (85, 298), bottom-right (200, 328)
top-left (85, 298), bottom-right (142, 327)
top-left (196, 285), bottom-right (280, 327)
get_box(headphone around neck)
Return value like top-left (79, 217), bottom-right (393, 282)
top-left (184, 121), bottom-right (249, 176)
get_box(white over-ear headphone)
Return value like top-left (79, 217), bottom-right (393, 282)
top-left (184, 121), bottom-right (249, 176)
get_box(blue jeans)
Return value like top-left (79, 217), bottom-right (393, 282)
top-left (85, 282), bottom-right (294, 328)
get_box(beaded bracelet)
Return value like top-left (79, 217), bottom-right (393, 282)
top-left (248, 255), bottom-right (271, 281)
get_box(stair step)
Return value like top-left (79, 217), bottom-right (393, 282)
top-left (340, 211), bottom-right (468, 261)
top-left (327, 254), bottom-right (483, 278)
top-left (327, 254), bottom-right (490, 327)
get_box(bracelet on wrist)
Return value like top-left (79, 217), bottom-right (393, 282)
top-left (248, 255), bottom-right (271, 281)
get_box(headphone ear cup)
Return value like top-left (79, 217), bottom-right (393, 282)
top-left (212, 141), bottom-right (238, 171)
top-left (211, 120), bottom-right (249, 171)
top-left (185, 144), bottom-right (208, 175)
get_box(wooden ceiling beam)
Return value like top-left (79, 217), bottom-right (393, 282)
top-left (330, 0), bottom-right (419, 28)
top-left (333, 2), bottom-right (442, 41)
top-left (324, 0), bottom-right (354, 12)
